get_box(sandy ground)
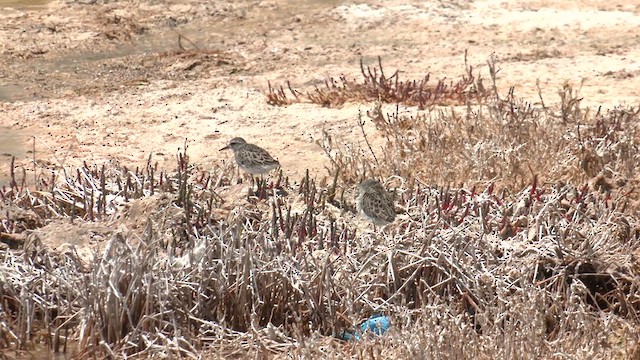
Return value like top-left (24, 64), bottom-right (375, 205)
top-left (1, 0), bottom-right (640, 186)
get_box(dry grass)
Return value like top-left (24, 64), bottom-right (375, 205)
top-left (320, 57), bottom-right (640, 196)
top-left (1, 58), bottom-right (640, 359)
top-left (266, 55), bottom-right (483, 108)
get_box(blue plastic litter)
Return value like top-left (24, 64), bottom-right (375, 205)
top-left (361, 314), bottom-right (391, 334)
top-left (338, 315), bottom-right (391, 341)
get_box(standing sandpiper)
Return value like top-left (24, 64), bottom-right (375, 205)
top-left (220, 137), bottom-right (280, 175)
top-left (356, 179), bottom-right (396, 227)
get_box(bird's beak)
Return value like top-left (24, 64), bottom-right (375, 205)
top-left (219, 145), bottom-right (230, 151)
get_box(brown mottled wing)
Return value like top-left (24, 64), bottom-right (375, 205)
top-left (238, 144), bottom-right (279, 167)
top-left (376, 192), bottom-right (396, 223)
top-left (362, 190), bottom-right (396, 224)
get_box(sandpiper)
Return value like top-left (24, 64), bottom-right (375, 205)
top-left (356, 179), bottom-right (396, 227)
top-left (220, 137), bottom-right (280, 175)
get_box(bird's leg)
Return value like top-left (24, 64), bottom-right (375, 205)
top-left (256, 175), bottom-right (264, 200)
top-left (250, 175), bottom-right (257, 193)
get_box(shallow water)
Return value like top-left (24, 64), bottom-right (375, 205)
top-left (0, 83), bottom-right (29, 102)
top-left (0, 0), bottom-right (347, 103)
top-left (0, 0), bottom-right (50, 9)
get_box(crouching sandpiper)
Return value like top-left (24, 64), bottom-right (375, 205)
top-left (356, 179), bottom-right (396, 228)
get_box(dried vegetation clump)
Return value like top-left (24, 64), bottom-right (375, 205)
top-left (320, 57), bottom-right (640, 196)
top-left (1, 58), bottom-right (640, 358)
top-left (267, 55), bottom-right (483, 108)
